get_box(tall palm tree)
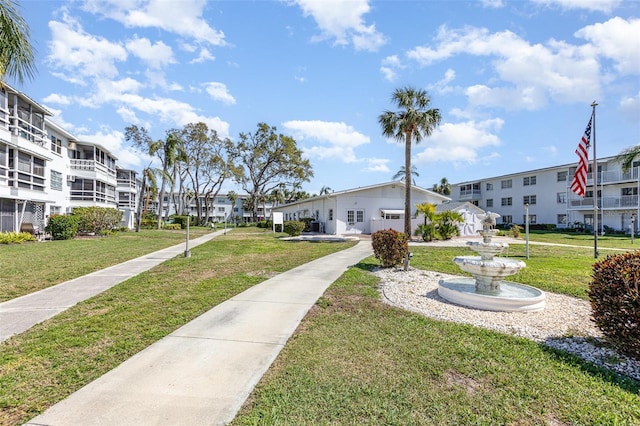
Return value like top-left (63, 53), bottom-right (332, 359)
top-left (155, 131), bottom-right (184, 229)
top-left (431, 177), bottom-right (451, 195)
top-left (227, 191), bottom-right (237, 223)
top-left (0, 0), bottom-right (36, 84)
top-left (379, 87), bottom-right (442, 237)
top-left (617, 145), bottom-right (640, 172)
top-left (392, 165), bottom-right (419, 184)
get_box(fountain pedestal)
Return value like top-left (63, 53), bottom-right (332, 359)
top-left (438, 217), bottom-right (545, 312)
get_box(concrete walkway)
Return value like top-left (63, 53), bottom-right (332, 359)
top-left (23, 239), bottom-right (372, 425)
top-left (0, 230), bottom-right (228, 343)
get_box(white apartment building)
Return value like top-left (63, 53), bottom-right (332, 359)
top-left (0, 83), bottom-right (125, 233)
top-left (453, 155), bottom-right (640, 233)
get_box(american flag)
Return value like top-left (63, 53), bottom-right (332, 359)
top-left (569, 116), bottom-right (593, 197)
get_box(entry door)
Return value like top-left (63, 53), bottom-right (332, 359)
top-left (346, 209), bottom-right (365, 234)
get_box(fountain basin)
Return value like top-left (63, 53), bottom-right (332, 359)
top-left (438, 278), bottom-right (546, 312)
top-left (454, 256), bottom-right (526, 278)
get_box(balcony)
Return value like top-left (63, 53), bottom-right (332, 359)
top-left (71, 159), bottom-right (117, 177)
top-left (568, 195), bottom-right (639, 210)
top-left (458, 189), bottom-right (481, 200)
top-left (570, 167), bottom-right (640, 186)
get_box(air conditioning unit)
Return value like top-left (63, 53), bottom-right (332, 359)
top-left (67, 175), bottom-right (76, 182)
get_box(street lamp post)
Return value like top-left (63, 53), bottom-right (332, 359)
top-left (184, 213), bottom-right (191, 258)
top-left (632, 214), bottom-right (636, 245)
top-left (525, 203), bottom-right (529, 259)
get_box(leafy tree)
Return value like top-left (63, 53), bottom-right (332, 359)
top-left (431, 177), bottom-right (451, 195)
top-left (379, 87), bottom-right (441, 237)
top-left (392, 165), bottom-right (419, 184)
top-left (179, 122), bottom-right (235, 225)
top-left (227, 190), bottom-right (238, 223)
top-left (230, 123), bottom-right (313, 221)
top-left (0, 0), bottom-right (36, 85)
top-left (616, 145), bottom-right (640, 172)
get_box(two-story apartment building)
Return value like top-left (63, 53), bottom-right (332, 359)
top-left (453, 155), bottom-right (640, 233)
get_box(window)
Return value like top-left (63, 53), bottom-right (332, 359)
top-left (523, 176), bottom-right (537, 186)
top-left (523, 195), bottom-right (536, 205)
top-left (384, 213), bottom-right (401, 219)
top-left (501, 179), bottom-right (512, 189)
top-left (622, 187), bottom-right (638, 196)
top-left (50, 136), bottom-right (62, 155)
top-left (486, 183), bottom-right (493, 191)
top-left (10, 150), bottom-right (46, 191)
top-left (486, 199), bottom-right (493, 208)
top-left (471, 200), bottom-right (479, 206)
top-left (217, 207), bottom-right (225, 212)
top-left (524, 214), bottom-right (537, 224)
top-left (328, 209), bottom-right (333, 221)
top-left (0, 143), bottom-right (7, 177)
top-left (557, 214), bottom-right (567, 225)
top-left (557, 192), bottom-right (566, 204)
top-left (502, 215), bottom-right (512, 224)
top-left (50, 170), bottom-right (63, 190)
top-left (501, 197), bottom-right (512, 206)
top-left (347, 210), bottom-right (354, 224)
top-left (50, 206), bottom-right (61, 216)
top-left (557, 171), bottom-right (568, 182)
top-left (356, 210), bottom-right (364, 223)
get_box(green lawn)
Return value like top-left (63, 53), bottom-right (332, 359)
top-left (0, 227), bottom-right (213, 302)
top-left (0, 230), bottom-right (356, 425)
top-left (514, 229), bottom-right (639, 250)
top-left (233, 262), bottom-right (640, 425)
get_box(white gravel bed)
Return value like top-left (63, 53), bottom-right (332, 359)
top-left (374, 267), bottom-right (640, 381)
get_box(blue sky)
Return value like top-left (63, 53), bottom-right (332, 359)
top-left (14, 0), bottom-right (640, 194)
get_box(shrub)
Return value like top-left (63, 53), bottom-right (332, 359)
top-left (0, 231), bottom-right (36, 244)
top-left (45, 215), bottom-right (78, 240)
top-left (256, 220), bottom-right (273, 229)
top-left (509, 224), bottom-right (522, 238)
top-left (372, 229), bottom-right (409, 268)
top-left (415, 223), bottom-right (437, 242)
top-left (162, 223), bottom-right (182, 230)
top-left (171, 215), bottom-right (196, 229)
top-left (437, 211), bottom-right (462, 240)
top-left (589, 251), bottom-right (640, 359)
top-left (283, 220), bottom-right (305, 236)
top-left (74, 207), bottom-right (123, 234)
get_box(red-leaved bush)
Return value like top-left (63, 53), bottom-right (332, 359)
top-left (372, 229), bottom-right (408, 268)
top-left (588, 251), bottom-right (640, 359)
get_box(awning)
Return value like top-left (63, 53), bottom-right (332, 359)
top-left (380, 209), bottom-right (405, 215)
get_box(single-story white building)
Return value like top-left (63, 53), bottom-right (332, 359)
top-left (271, 181), bottom-right (450, 235)
top-left (436, 201), bottom-right (486, 237)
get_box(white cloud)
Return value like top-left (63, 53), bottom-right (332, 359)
top-left (619, 91), bottom-right (640, 122)
top-left (480, 0), bottom-right (505, 8)
top-left (362, 158), bottom-right (390, 173)
top-left (47, 13), bottom-right (128, 80)
top-left (530, 0), bottom-right (622, 13)
top-left (575, 17), bottom-right (640, 75)
top-left (125, 36), bottom-right (175, 69)
top-left (293, 0), bottom-right (386, 51)
top-left (81, 0), bottom-right (226, 46)
top-left (427, 68), bottom-right (456, 94)
top-left (189, 48), bottom-right (215, 64)
top-left (406, 25), bottom-right (603, 110)
top-left (203, 82), bottom-right (236, 105)
top-left (414, 119), bottom-right (503, 165)
top-left (380, 55), bottom-right (404, 81)
top-left (42, 93), bottom-right (72, 105)
top-left (282, 120), bottom-right (370, 162)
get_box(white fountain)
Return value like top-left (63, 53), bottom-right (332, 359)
top-left (438, 212), bottom-right (546, 312)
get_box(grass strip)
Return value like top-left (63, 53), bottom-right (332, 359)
top-left (233, 261), bottom-right (640, 425)
top-left (0, 232), bottom-right (356, 425)
top-left (0, 228), bottom-right (213, 302)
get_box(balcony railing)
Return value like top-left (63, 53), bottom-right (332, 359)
top-left (71, 159), bottom-right (116, 176)
top-left (9, 112), bottom-right (47, 147)
top-left (570, 167), bottom-right (640, 186)
top-left (458, 189), bottom-right (481, 200)
top-left (569, 195), bottom-right (639, 209)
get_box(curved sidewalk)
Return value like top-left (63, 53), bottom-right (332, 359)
top-left (0, 230), bottom-right (228, 343)
top-left (25, 240), bottom-right (373, 426)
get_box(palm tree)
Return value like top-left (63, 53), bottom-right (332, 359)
top-left (392, 165), bottom-right (419, 184)
top-left (155, 131), bottom-right (184, 229)
top-left (379, 87), bottom-right (442, 238)
top-left (0, 0), bottom-right (36, 85)
top-left (616, 145), bottom-right (640, 172)
top-left (227, 191), bottom-right (237, 224)
top-left (319, 185), bottom-right (332, 195)
top-left (431, 177), bottom-right (451, 195)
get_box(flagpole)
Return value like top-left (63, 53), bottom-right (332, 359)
top-left (591, 100), bottom-right (598, 259)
